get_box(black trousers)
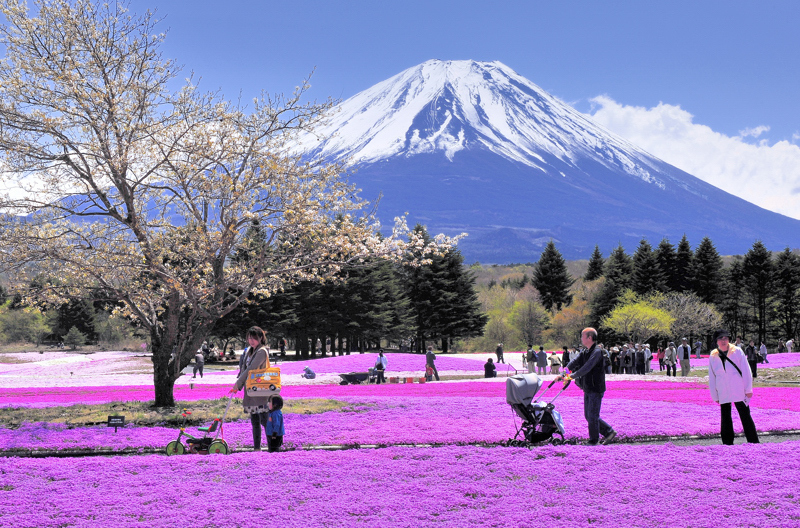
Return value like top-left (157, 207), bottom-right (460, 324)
top-left (748, 360), bottom-right (758, 378)
top-left (250, 412), bottom-right (268, 449)
top-left (376, 370), bottom-right (385, 384)
top-left (665, 364), bottom-right (676, 376)
top-left (267, 435), bottom-right (283, 452)
top-left (720, 401), bottom-right (759, 445)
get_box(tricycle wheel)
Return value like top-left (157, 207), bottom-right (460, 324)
top-left (208, 440), bottom-right (229, 455)
top-left (166, 440), bottom-right (185, 456)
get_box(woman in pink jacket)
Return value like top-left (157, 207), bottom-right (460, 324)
top-left (708, 329), bottom-right (759, 445)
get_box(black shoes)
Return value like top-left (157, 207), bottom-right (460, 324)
top-left (601, 430), bottom-right (617, 445)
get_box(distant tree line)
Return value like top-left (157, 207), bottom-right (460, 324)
top-left (0, 226), bottom-right (487, 357)
top-left (485, 234), bottom-right (800, 350)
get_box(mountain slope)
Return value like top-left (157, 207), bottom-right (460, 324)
top-left (296, 60), bottom-right (800, 261)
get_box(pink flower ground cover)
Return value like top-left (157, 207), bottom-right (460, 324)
top-left (1, 443), bottom-right (798, 528)
top-left (276, 352), bottom-right (517, 375)
top-left (652, 352), bottom-right (800, 370)
top-left (4, 390), bottom-right (800, 451)
top-left (4, 379), bottom-right (800, 412)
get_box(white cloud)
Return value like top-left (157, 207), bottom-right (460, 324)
top-left (738, 125), bottom-right (770, 139)
top-left (586, 96), bottom-right (800, 220)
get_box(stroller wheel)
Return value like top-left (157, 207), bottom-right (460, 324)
top-left (550, 436), bottom-right (564, 446)
top-left (165, 440), bottom-right (185, 456)
top-left (208, 440), bottom-right (229, 455)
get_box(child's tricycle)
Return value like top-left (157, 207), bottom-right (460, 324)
top-left (165, 396), bottom-right (234, 455)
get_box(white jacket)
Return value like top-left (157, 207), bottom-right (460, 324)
top-left (708, 346), bottom-right (753, 405)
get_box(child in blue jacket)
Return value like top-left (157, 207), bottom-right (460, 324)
top-left (266, 395), bottom-right (285, 452)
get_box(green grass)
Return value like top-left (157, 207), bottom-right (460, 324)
top-left (0, 398), bottom-right (349, 427)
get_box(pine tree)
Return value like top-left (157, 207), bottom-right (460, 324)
top-left (674, 234), bottom-right (695, 292)
top-left (654, 238), bottom-right (677, 292)
top-left (719, 258), bottom-right (748, 339)
top-left (743, 241), bottom-right (773, 343)
top-left (584, 245), bottom-right (605, 281)
top-left (404, 225), bottom-right (487, 353)
top-left (532, 240), bottom-right (575, 311)
top-left (632, 239), bottom-right (666, 294)
top-left (590, 243), bottom-right (632, 325)
top-left (693, 237), bottom-right (724, 304)
top-left (772, 248), bottom-right (800, 343)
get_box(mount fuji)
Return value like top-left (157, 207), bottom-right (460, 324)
top-left (295, 59), bottom-right (800, 262)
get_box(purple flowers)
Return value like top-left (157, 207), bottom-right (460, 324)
top-left (1, 443), bottom-right (799, 527)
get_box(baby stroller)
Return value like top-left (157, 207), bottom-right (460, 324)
top-left (505, 373), bottom-right (568, 446)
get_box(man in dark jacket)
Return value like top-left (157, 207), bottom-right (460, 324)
top-left (556, 327), bottom-right (617, 445)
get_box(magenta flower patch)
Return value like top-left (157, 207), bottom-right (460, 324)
top-left (1, 443), bottom-right (799, 527)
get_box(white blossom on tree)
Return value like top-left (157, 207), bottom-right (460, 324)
top-left (0, 0), bottom-right (458, 405)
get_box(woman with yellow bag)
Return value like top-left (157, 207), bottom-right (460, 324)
top-left (229, 326), bottom-right (271, 451)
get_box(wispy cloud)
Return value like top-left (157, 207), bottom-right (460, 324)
top-left (739, 125), bottom-right (770, 139)
top-left (585, 96), bottom-right (800, 220)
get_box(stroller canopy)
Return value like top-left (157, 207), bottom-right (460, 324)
top-left (506, 374), bottom-right (542, 405)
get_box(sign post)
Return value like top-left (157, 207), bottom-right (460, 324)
top-left (107, 415), bottom-right (125, 433)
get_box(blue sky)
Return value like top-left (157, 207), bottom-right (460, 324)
top-left (6, 1), bottom-right (773, 218)
top-left (143, 0), bottom-right (799, 141)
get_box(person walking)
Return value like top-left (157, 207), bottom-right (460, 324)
top-left (536, 346), bottom-right (548, 375)
top-left (644, 344), bottom-right (653, 374)
top-left (610, 347), bottom-right (620, 374)
top-left (526, 345), bottom-right (535, 374)
top-left (426, 345), bottom-right (440, 381)
top-left (375, 350), bottom-right (388, 384)
top-left (745, 340), bottom-right (758, 378)
top-left (556, 327), bottom-right (616, 446)
top-left (549, 351), bottom-right (562, 375)
top-left (561, 346), bottom-right (570, 370)
top-left (760, 341), bottom-right (769, 364)
top-left (657, 346), bottom-right (665, 371)
top-left (677, 338), bottom-right (692, 376)
top-left (694, 339), bottom-right (703, 359)
top-left (229, 326), bottom-right (272, 451)
top-left (708, 329), bottom-right (759, 445)
top-left (663, 342), bottom-right (677, 377)
top-left (787, 338), bottom-right (794, 354)
top-left (192, 349), bottom-right (204, 379)
top-left (495, 343), bottom-right (505, 364)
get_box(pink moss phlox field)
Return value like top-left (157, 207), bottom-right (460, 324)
top-left (654, 352), bottom-right (800, 369)
top-left (276, 352), bottom-right (517, 375)
top-left (1, 443), bottom-right (799, 528)
top-left (4, 394), bottom-right (800, 451)
top-left (4, 380), bottom-right (800, 413)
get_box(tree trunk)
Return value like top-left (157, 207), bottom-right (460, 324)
top-left (441, 336), bottom-right (449, 354)
top-left (337, 334), bottom-right (343, 356)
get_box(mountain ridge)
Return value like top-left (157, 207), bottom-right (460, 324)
top-left (295, 59), bottom-right (800, 261)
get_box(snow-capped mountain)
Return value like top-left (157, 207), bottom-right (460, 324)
top-left (296, 60), bottom-right (800, 261)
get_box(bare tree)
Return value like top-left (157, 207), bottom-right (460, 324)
top-left (0, 0), bottom-right (453, 405)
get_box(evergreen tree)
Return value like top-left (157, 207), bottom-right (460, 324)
top-left (743, 241), bottom-right (773, 343)
top-left (719, 258), bottom-right (749, 338)
top-left (403, 225), bottom-right (487, 353)
top-left (631, 239), bottom-right (666, 294)
top-left (532, 240), bottom-right (575, 311)
top-left (692, 237), bottom-right (723, 304)
top-left (674, 235), bottom-right (695, 292)
top-left (590, 243), bottom-right (633, 325)
top-left (654, 238), bottom-right (677, 292)
top-left (584, 245), bottom-right (605, 281)
top-left (772, 248), bottom-right (800, 343)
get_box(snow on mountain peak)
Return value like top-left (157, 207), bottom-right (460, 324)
top-left (295, 59), bottom-right (663, 185)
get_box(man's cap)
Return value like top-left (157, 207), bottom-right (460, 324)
top-left (681, 337), bottom-right (688, 341)
top-left (712, 329), bottom-right (731, 342)
top-left (668, 341), bottom-right (675, 347)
